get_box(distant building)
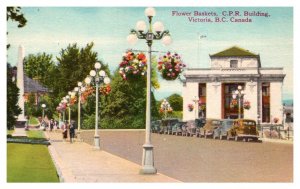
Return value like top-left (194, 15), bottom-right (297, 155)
top-left (12, 67), bottom-right (49, 105)
top-left (183, 46), bottom-right (286, 124)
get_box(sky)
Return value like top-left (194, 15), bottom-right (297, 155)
top-left (7, 7), bottom-right (293, 100)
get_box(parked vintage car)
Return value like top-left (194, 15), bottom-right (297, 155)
top-left (160, 118), bottom-right (179, 134)
top-left (200, 119), bottom-right (222, 138)
top-left (213, 119), bottom-right (234, 139)
top-left (227, 119), bottom-right (259, 142)
top-left (171, 121), bottom-right (187, 136)
top-left (151, 120), bottom-right (161, 133)
top-left (185, 120), bottom-right (197, 137)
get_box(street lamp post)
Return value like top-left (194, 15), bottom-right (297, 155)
top-left (160, 99), bottom-right (171, 119)
top-left (66, 93), bottom-right (72, 124)
top-left (232, 85), bottom-right (245, 119)
top-left (257, 115), bottom-right (262, 138)
top-left (74, 82), bottom-right (86, 141)
top-left (85, 62), bottom-right (110, 150)
top-left (41, 104), bottom-right (46, 120)
top-left (192, 96), bottom-right (199, 119)
top-left (60, 101), bottom-right (66, 122)
top-left (127, 7), bottom-right (172, 174)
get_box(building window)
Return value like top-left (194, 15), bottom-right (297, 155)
top-left (262, 82), bottom-right (270, 123)
top-left (198, 83), bottom-right (206, 118)
top-left (230, 60), bottom-right (238, 68)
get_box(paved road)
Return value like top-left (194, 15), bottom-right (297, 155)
top-left (81, 130), bottom-right (293, 182)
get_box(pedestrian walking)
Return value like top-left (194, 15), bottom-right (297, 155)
top-left (69, 121), bottom-right (75, 143)
top-left (62, 121), bottom-right (68, 141)
top-left (50, 119), bottom-right (54, 132)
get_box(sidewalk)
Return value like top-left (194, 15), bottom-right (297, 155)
top-left (45, 131), bottom-right (180, 183)
top-left (12, 128), bottom-right (27, 137)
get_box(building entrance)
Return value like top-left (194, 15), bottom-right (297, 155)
top-left (222, 83), bottom-right (245, 119)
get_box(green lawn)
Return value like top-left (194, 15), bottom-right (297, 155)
top-left (7, 143), bottom-right (59, 182)
top-left (26, 130), bottom-right (44, 139)
top-left (29, 117), bottom-right (39, 125)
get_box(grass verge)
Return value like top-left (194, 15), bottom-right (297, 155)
top-left (29, 117), bottom-right (39, 125)
top-left (26, 130), bottom-right (44, 139)
top-left (7, 143), bottom-right (59, 182)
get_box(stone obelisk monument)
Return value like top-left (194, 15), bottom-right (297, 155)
top-left (16, 45), bottom-right (27, 127)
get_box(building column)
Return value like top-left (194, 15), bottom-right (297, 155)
top-left (183, 82), bottom-right (199, 121)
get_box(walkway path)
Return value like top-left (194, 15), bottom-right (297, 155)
top-left (12, 128), bottom-right (27, 137)
top-left (45, 131), bottom-right (180, 183)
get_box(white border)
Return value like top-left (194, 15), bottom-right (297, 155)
top-left (1, 1), bottom-right (299, 189)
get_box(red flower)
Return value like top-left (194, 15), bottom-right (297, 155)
top-left (137, 53), bottom-right (146, 60)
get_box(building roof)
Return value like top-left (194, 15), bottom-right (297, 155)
top-left (210, 46), bottom-right (258, 57)
top-left (24, 75), bottom-right (49, 93)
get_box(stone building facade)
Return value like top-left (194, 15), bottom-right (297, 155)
top-left (183, 46), bottom-right (285, 124)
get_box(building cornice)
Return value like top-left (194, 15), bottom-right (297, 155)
top-left (185, 74), bottom-right (285, 83)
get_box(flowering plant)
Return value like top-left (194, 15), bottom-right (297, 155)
top-left (199, 103), bottom-right (206, 111)
top-left (57, 103), bottom-right (67, 112)
top-left (273, 117), bottom-right (279, 123)
top-left (99, 84), bottom-right (111, 96)
top-left (70, 96), bottom-right (77, 106)
top-left (243, 100), bottom-right (251, 110)
top-left (157, 52), bottom-right (186, 80)
top-left (187, 104), bottom-right (194, 112)
top-left (119, 51), bottom-right (147, 80)
top-left (230, 99), bottom-right (238, 108)
top-left (81, 86), bottom-right (95, 104)
top-left (159, 107), bottom-right (173, 114)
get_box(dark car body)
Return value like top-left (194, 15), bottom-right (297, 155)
top-left (151, 120), bottom-right (161, 133)
top-left (185, 120), bottom-right (197, 136)
top-left (213, 119), bottom-right (234, 139)
top-left (201, 119), bottom-right (222, 138)
top-left (227, 119), bottom-right (259, 141)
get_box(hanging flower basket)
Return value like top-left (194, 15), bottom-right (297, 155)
top-left (199, 103), bottom-right (206, 111)
top-left (243, 100), bottom-right (251, 110)
top-left (81, 86), bottom-right (95, 104)
top-left (167, 107), bottom-right (173, 113)
top-left (70, 96), bottom-right (77, 106)
top-left (159, 107), bottom-right (173, 114)
top-left (58, 103), bottom-right (67, 111)
top-left (273, 117), bottom-right (279, 123)
top-left (99, 84), bottom-right (111, 96)
top-left (187, 104), bottom-right (194, 112)
top-left (157, 52), bottom-right (186, 80)
top-left (119, 51), bottom-right (147, 80)
top-left (230, 99), bottom-right (238, 109)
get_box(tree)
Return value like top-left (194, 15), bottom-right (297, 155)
top-left (7, 7), bottom-right (27, 27)
top-left (7, 64), bottom-right (22, 130)
top-left (24, 52), bottom-right (56, 86)
top-left (97, 66), bottom-right (159, 129)
top-left (167, 93), bottom-right (183, 111)
top-left (56, 42), bottom-right (110, 96)
top-left (7, 7), bottom-right (27, 49)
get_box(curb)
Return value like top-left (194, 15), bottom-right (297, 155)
top-left (48, 145), bottom-right (65, 182)
top-left (261, 138), bottom-right (293, 144)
